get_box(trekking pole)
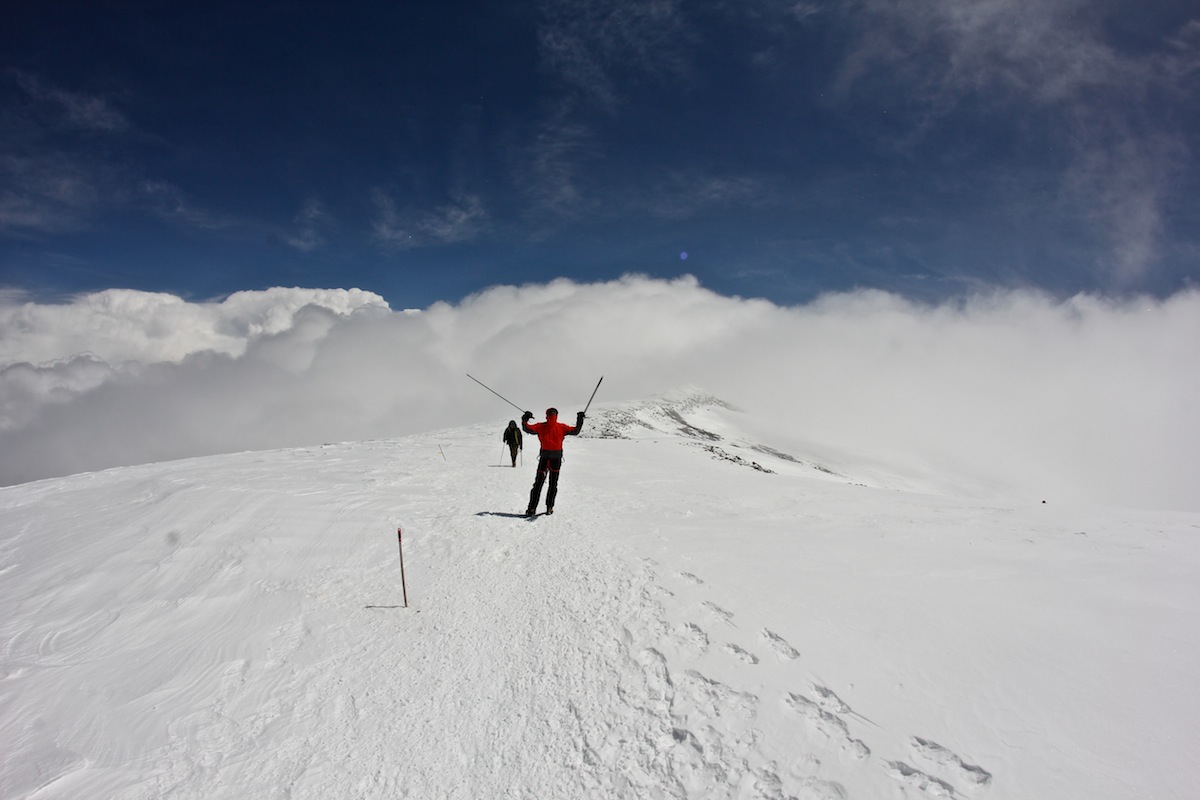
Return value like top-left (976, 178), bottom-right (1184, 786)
top-left (466, 374), bottom-right (527, 414)
top-left (500, 443), bottom-right (505, 467)
top-left (397, 528), bottom-right (409, 608)
top-left (582, 375), bottom-right (604, 415)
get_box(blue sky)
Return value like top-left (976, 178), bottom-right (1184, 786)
top-left (3, 0), bottom-right (1198, 308)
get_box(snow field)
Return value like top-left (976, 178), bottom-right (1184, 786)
top-left (2, 394), bottom-right (1198, 799)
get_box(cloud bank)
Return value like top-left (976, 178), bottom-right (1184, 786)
top-left (1, 277), bottom-right (1196, 511)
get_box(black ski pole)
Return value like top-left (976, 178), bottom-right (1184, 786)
top-left (582, 375), bottom-right (604, 415)
top-left (467, 374), bottom-right (527, 414)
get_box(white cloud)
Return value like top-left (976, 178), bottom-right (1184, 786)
top-left (0, 354), bottom-right (114, 432)
top-left (0, 277), bottom-right (1196, 512)
top-left (0, 286), bottom-right (389, 368)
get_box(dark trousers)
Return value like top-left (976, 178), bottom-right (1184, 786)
top-left (507, 442), bottom-right (520, 466)
top-left (528, 451), bottom-right (563, 511)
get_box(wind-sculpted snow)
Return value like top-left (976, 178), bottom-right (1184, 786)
top-left (2, 395), bottom-right (1198, 799)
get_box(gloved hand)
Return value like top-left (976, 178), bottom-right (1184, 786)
top-left (576, 411), bottom-right (585, 423)
top-left (522, 410), bottom-right (533, 421)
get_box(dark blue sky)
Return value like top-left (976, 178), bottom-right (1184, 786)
top-left (3, 0), bottom-right (1198, 308)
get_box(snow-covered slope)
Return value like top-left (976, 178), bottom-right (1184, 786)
top-left (2, 391), bottom-right (1197, 799)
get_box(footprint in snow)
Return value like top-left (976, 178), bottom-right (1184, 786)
top-left (674, 622), bottom-right (709, 653)
top-left (784, 693), bottom-right (870, 760)
top-left (643, 583), bottom-right (675, 601)
top-left (751, 767), bottom-right (847, 800)
top-left (679, 670), bottom-right (758, 720)
top-left (883, 761), bottom-right (957, 797)
top-left (790, 777), bottom-right (849, 800)
top-left (812, 684), bottom-right (850, 715)
top-left (701, 601), bottom-right (734, 625)
top-left (911, 737), bottom-right (992, 786)
top-left (722, 643), bottom-right (759, 664)
top-left (760, 628), bottom-right (800, 660)
top-left (626, 647), bottom-right (674, 715)
top-left (678, 571), bottom-right (705, 585)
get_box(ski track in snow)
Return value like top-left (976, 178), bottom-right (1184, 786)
top-left (4, 394), bottom-right (1197, 799)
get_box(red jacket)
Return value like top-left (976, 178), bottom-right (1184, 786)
top-left (523, 411), bottom-right (582, 452)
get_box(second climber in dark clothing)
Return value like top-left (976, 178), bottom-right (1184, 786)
top-left (502, 420), bottom-right (523, 467)
top-left (522, 407), bottom-right (585, 516)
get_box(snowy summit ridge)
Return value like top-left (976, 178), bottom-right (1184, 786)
top-left (585, 386), bottom-right (735, 441)
top-left (588, 388), bottom-right (853, 484)
top-left (1, 392), bottom-right (1197, 800)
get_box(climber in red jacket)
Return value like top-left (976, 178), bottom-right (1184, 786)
top-left (521, 407), bottom-right (585, 516)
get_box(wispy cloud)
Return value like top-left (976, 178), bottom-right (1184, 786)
top-left (371, 190), bottom-right (489, 249)
top-left (635, 170), bottom-right (773, 220)
top-left (0, 153), bottom-right (105, 233)
top-left (0, 72), bottom-right (132, 233)
top-left (537, 0), bottom-right (692, 110)
top-left (2, 71), bottom-right (318, 246)
top-left (830, 0), bottom-right (1200, 282)
top-left (8, 69), bottom-right (131, 133)
top-left (520, 0), bottom-right (694, 214)
top-left (139, 180), bottom-right (242, 231)
top-left (836, 1), bottom-right (1111, 107)
top-left (283, 197), bottom-right (329, 253)
top-left (140, 182), bottom-right (330, 249)
top-left (1063, 118), bottom-right (1187, 281)
top-left (514, 113), bottom-right (597, 215)
top-left (790, 2), bottom-right (821, 22)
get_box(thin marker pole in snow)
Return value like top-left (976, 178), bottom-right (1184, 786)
top-left (397, 528), bottom-right (409, 608)
top-left (438, 445), bottom-right (447, 461)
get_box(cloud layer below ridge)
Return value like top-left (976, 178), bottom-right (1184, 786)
top-left (1, 277), bottom-right (1196, 511)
